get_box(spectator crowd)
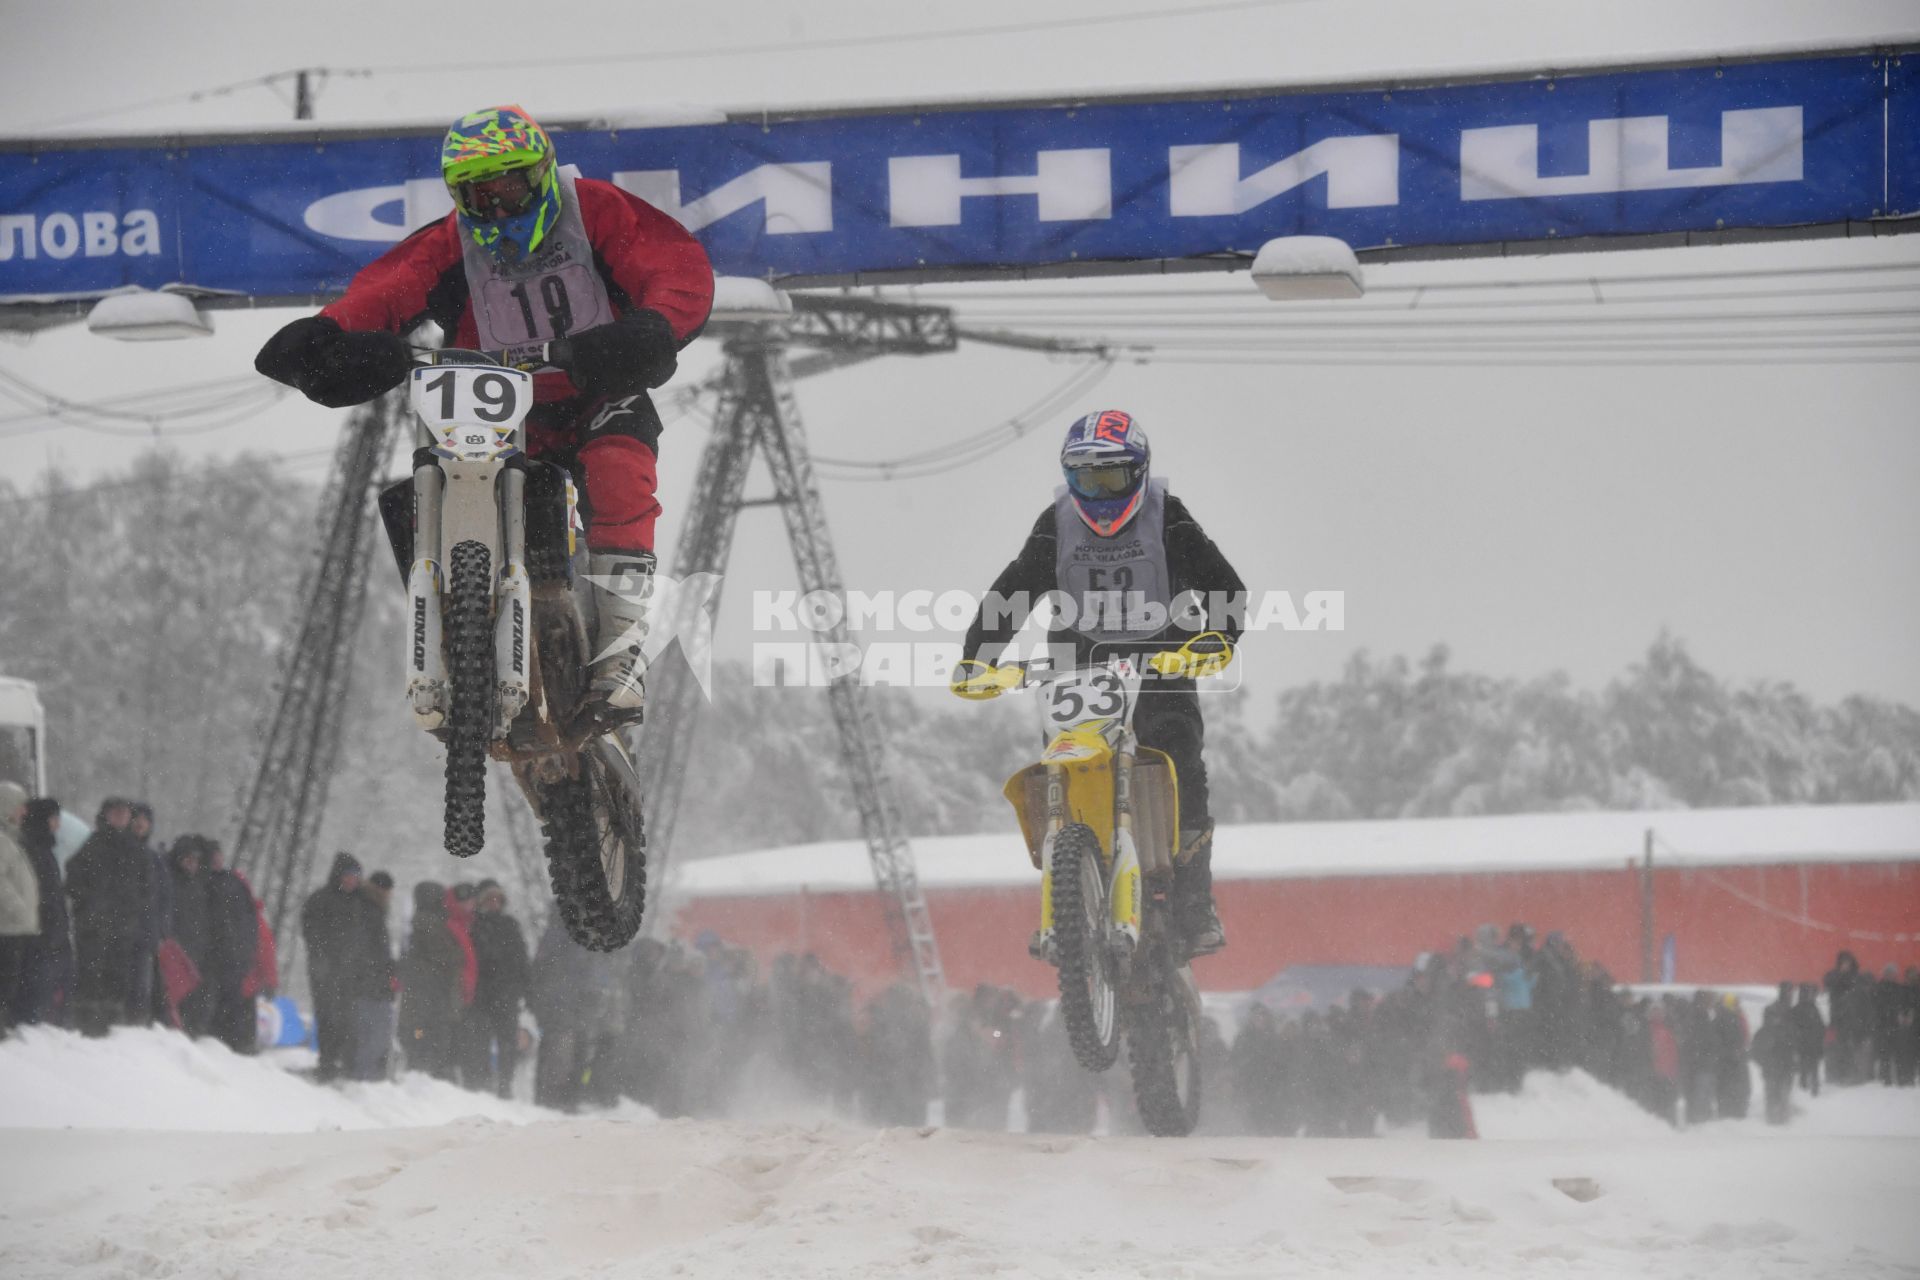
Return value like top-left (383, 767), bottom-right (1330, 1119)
top-left (0, 789), bottom-right (276, 1047)
top-left (4, 787), bottom-right (1915, 1138)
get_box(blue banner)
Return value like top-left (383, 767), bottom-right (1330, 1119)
top-left (0, 53), bottom-right (1907, 303)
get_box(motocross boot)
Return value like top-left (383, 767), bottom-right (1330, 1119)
top-left (1171, 818), bottom-right (1225, 958)
top-left (585, 549), bottom-right (657, 725)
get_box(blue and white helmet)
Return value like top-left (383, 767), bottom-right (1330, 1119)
top-left (1061, 410), bottom-right (1150, 536)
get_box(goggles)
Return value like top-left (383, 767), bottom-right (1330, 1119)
top-left (1065, 461), bottom-right (1142, 499)
top-left (453, 164), bottom-right (544, 221)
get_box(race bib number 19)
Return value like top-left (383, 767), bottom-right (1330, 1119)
top-left (409, 364), bottom-right (533, 462)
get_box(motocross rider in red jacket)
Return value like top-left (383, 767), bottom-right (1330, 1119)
top-left (255, 105), bottom-right (715, 722)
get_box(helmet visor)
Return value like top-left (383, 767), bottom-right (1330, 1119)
top-left (454, 170), bottom-right (540, 221)
top-left (1066, 461), bottom-right (1142, 499)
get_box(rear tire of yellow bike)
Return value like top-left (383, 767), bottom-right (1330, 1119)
top-left (1127, 948), bottom-right (1203, 1137)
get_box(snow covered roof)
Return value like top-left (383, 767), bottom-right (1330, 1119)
top-left (673, 803), bottom-right (1920, 898)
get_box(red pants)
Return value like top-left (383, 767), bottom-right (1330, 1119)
top-left (526, 394), bottom-right (663, 553)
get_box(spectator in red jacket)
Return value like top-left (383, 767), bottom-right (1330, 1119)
top-left (255, 104), bottom-right (715, 722)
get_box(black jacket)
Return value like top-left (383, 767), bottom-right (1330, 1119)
top-left (398, 889), bottom-right (465, 1036)
top-left (962, 493), bottom-right (1246, 663)
top-left (64, 827), bottom-right (154, 1001)
top-left (300, 855), bottom-right (366, 997)
top-left (471, 911), bottom-right (531, 1014)
top-left (167, 856), bottom-right (211, 968)
top-left (333, 893), bottom-right (396, 1002)
top-left (203, 869), bottom-right (260, 989)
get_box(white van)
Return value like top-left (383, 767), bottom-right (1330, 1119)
top-left (0, 676), bottom-right (47, 795)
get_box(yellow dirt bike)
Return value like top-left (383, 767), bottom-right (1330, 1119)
top-left (953, 634), bottom-right (1231, 1137)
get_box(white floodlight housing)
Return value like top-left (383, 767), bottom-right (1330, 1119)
top-left (708, 276), bottom-right (793, 322)
top-left (86, 288), bottom-right (213, 340)
top-left (1250, 236), bottom-right (1364, 301)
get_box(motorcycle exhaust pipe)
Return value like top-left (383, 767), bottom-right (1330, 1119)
top-left (494, 466), bottom-right (533, 736)
top-left (406, 462), bottom-right (448, 731)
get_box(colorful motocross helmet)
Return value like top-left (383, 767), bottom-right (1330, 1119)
top-left (1061, 409), bottom-right (1150, 536)
top-left (442, 105), bottom-right (561, 264)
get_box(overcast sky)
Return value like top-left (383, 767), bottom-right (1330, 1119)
top-left (5, 0), bottom-right (1918, 711)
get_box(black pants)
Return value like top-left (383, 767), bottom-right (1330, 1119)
top-left (535, 1023), bottom-right (587, 1112)
top-left (1133, 683), bottom-right (1209, 830)
top-left (463, 1004), bottom-right (521, 1098)
top-left (209, 983), bottom-right (255, 1054)
top-left (313, 991), bottom-right (351, 1080)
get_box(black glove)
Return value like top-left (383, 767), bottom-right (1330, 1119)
top-left (255, 315), bottom-right (411, 409)
top-left (553, 308), bottom-right (679, 399)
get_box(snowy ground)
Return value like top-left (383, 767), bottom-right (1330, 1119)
top-left (1, 1029), bottom-right (1916, 1279)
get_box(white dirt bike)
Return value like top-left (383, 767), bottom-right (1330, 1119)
top-left (378, 348), bottom-right (646, 951)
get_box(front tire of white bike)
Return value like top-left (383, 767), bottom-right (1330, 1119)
top-left (443, 539), bottom-right (494, 858)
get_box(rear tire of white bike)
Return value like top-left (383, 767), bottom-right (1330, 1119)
top-left (542, 740), bottom-right (647, 952)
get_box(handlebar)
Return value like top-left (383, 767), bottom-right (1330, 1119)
top-left (409, 342), bottom-right (573, 373)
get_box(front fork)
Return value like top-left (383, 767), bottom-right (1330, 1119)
top-left (1036, 751), bottom-right (1143, 958)
top-left (405, 461), bottom-right (447, 731)
top-left (403, 460), bottom-right (533, 739)
top-left (493, 465), bottom-right (532, 737)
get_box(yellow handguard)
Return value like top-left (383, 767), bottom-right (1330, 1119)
top-left (950, 658), bottom-right (1021, 700)
top-left (1147, 632), bottom-right (1235, 680)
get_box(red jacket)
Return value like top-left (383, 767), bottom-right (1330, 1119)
top-left (321, 178), bottom-right (714, 403)
top-left (234, 869), bottom-right (279, 1000)
top-left (443, 889), bottom-right (479, 1008)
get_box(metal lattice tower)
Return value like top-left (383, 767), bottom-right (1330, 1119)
top-left (637, 298), bottom-right (956, 1002)
top-left (230, 392), bottom-right (401, 948)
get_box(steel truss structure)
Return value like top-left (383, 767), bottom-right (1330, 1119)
top-left (635, 298), bottom-right (956, 1002)
top-left (228, 296), bottom-right (958, 999)
top-left (229, 391), bottom-right (400, 949)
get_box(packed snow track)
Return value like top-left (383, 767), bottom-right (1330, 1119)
top-left (0, 1029), bottom-right (1914, 1278)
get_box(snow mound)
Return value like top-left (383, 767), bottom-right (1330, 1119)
top-left (0, 1026), bottom-right (553, 1132)
top-left (1472, 1068), bottom-right (1680, 1140)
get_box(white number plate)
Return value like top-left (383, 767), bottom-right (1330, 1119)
top-left (1041, 663), bottom-right (1139, 733)
top-left (409, 364), bottom-right (534, 462)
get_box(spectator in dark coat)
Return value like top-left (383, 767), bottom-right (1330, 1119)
top-left (1676, 990), bottom-right (1719, 1125)
top-left (1899, 968), bottom-right (1920, 1088)
top-left (1837, 971), bottom-right (1878, 1085)
top-left (64, 798), bottom-right (155, 1035)
top-left (1750, 1004), bottom-right (1796, 1125)
top-left (202, 842), bottom-right (263, 1054)
top-left (1791, 983), bottom-right (1825, 1096)
top-left (860, 981), bottom-right (936, 1128)
top-left (529, 913), bottom-right (625, 1112)
top-left (1229, 1004), bottom-right (1293, 1135)
top-left (1823, 950), bottom-right (1865, 1082)
top-left (1710, 995), bottom-right (1750, 1120)
top-left (128, 803), bottom-right (171, 1025)
top-left (464, 880), bottom-right (529, 1098)
top-left (343, 872), bottom-right (397, 1081)
top-left (300, 852), bottom-right (364, 1081)
top-left (166, 838), bottom-right (214, 1036)
top-left (8, 796), bottom-right (71, 1027)
top-left (1644, 1002), bottom-right (1681, 1127)
top-left (1871, 965), bottom-right (1908, 1086)
top-left (398, 881), bottom-right (465, 1080)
